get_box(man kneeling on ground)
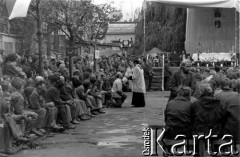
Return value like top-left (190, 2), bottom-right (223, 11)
top-left (111, 72), bottom-right (127, 108)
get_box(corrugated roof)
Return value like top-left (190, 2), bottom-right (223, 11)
top-left (106, 23), bottom-right (136, 35)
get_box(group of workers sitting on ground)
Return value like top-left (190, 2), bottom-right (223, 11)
top-left (164, 59), bottom-right (240, 156)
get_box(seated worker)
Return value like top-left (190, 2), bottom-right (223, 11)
top-left (82, 80), bottom-right (101, 115)
top-left (191, 83), bottom-right (225, 136)
top-left (71, 76), bottom-right (93, 119)
top-left (215, 78), bottom-right (238, 104)
top-left (0, 91), bottom-right (29, 155)
top-left (223, 79), bottom-right (240, 149)
top-left (89, 75), bottom-right (106, 113)
top-left (59, 68), bottom-right (90, 122)
top-left (10, 77), bottom-right (41, 136)
top-left (45, 74), bottom-right (76, 129)
top-left (111, 72), bottom-right (127, 108)
top-left (164, 86), bottom-right (192, 138)
top-left (191, 83), bottom-right (225, 156)
top-left (29, 77), bottom-right (65, 132)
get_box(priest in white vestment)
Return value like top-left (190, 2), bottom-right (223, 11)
top-left (128, 59), bottom-right (146, 107)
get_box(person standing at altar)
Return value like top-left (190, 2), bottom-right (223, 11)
top-left (164, 59), bottom-right (172, 91)
top-left (169, 51), bottom-right (180, 66)
top-left (180, 50), bottom-right (186, 61)
top-left (142, 58), bottom-right (153, 91)
top-left (128, 59), bottom-right (146, 107)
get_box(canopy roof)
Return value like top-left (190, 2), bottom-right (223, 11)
top-left (146, 47), bottom-right (162, 56)
top-left (99, 48), bottom-right (121, 57)
top-left (147, 0), bottom-right (240, 12)
top-left (146, 47), bottom-right (169, 57)
top-left (106, 23), bottom-right (136, 35)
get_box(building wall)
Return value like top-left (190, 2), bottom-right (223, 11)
top-left (0, 33), bottom-right (22, 55)
top-left (185, 8), bottom-right (239, 55)
top-left (0, 0), bottom-right (23, 56)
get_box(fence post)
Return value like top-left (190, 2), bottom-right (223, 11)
top-left (162, 55), bottom-right (165, 91)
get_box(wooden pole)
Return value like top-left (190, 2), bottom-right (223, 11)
top-left (235, 9), bottom-right (238, 66)
top-left (238, 10), bottom-right (240, 66)
top-left (69, 52), bottom-right (73, 80)
top-left (36, 0), bottom-right (43, 76)
top-left (94, 38), bottom-right (97, 72)
top-left (143, 0), bottom-right (146, 55)
top-left (162, 54), bottom-right (165, 91)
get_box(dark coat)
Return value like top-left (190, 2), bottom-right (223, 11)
top-left (3, 63), bottom-right (26, 79)
top-left (191, 96), bottom-right (225, 135)
top-left (168, 70), bottom-right (196, 101)
top-left (165, 96), bottom-right (192, 138)
top-left (142, 62), bottom-right (152, 78)
top-left (169, 70), bottom-right (196, 92)
top-left (45, 87), bottom-right (66, 106)
top-left (102, 78), bottom-right (111, 91)
top-left (59, 82), bottom-right (74, 101)
top-left (10, 92), bottom-right (26, 115)
top-left (30, 63), bottom-right (39, 74)
top-left (164, 63), bottom-right (172, 77)
top-left (223, 94), bottom-right (240, 144)
top-left (29, 89), bottom-right (44, 110)
top-left (76, 85), bottom-right (87, 101)
top-left (215, 90), bottom-right (238, 105)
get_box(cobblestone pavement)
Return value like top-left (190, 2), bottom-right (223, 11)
top-left (15, 91), bottom-right (170, 157)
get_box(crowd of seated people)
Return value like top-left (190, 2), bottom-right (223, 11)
top-left (0, 52), bottom-right (239, 155)
top-left (164, 60), bottom-right (240, 156)
top-left (0, 53), bottom-right (132, 155)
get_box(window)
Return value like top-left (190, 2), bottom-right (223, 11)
top-left (16, 42), bottom-right (23, 53)
top-left (4, 42), bottom-right (13, 54)
top-left (214, 8), bottom-right (221, 17)
top-left (215, 20), bottom-right (221, 28)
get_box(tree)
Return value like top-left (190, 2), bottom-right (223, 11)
top-left (133, 2), bottom-right (187, 55)
top-left (9, 16), bottom-right (36, 56)
top-left (42, 0), bottom-right (120, 74)
top-left (10, 0), bottom-right (120, 75)
top-left (85, 3), bottom-right (121, 71)
top-left (10, 0), bottom-right (59, 75)
top-left (42, 0), bottom-right (119, 47)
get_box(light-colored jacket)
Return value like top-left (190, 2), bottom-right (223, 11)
top-left (125, 67), bottom-right (134, 90)
top-left (132, 64), bottom-right (146, 93)
top-left (111, 78), bottom-right (123, 98)
top-left (125, 67), bottom-right (133, 77)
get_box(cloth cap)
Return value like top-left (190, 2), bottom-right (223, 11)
top-left (35, 76), bottom-right (44, 82)
top-left (116, 72), bottom-right (122, 78)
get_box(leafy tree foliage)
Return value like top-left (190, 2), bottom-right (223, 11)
top-left (10, 0), bottom-right (121, 50)
top-left (133, 2), bottom-right (187, 56)
top-left (41, 0), bottom-right (119, 47)
top-left (86, 3), bottom-right (121, 43)
top-left (9, 0), bottom-right (121, 75)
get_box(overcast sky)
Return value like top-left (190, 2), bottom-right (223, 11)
top-left (92, 0), bottom-right (144, 21)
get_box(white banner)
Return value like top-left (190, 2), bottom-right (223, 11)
top-left (9, 0), bottom-right (32, 20)
top-left (146, 0), bottom-right (240, 12)
top-left (192, 52), bottom-right (234, 62)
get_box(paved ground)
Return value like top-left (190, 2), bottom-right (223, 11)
top-left (15, 91), bottom-right (170, 157)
